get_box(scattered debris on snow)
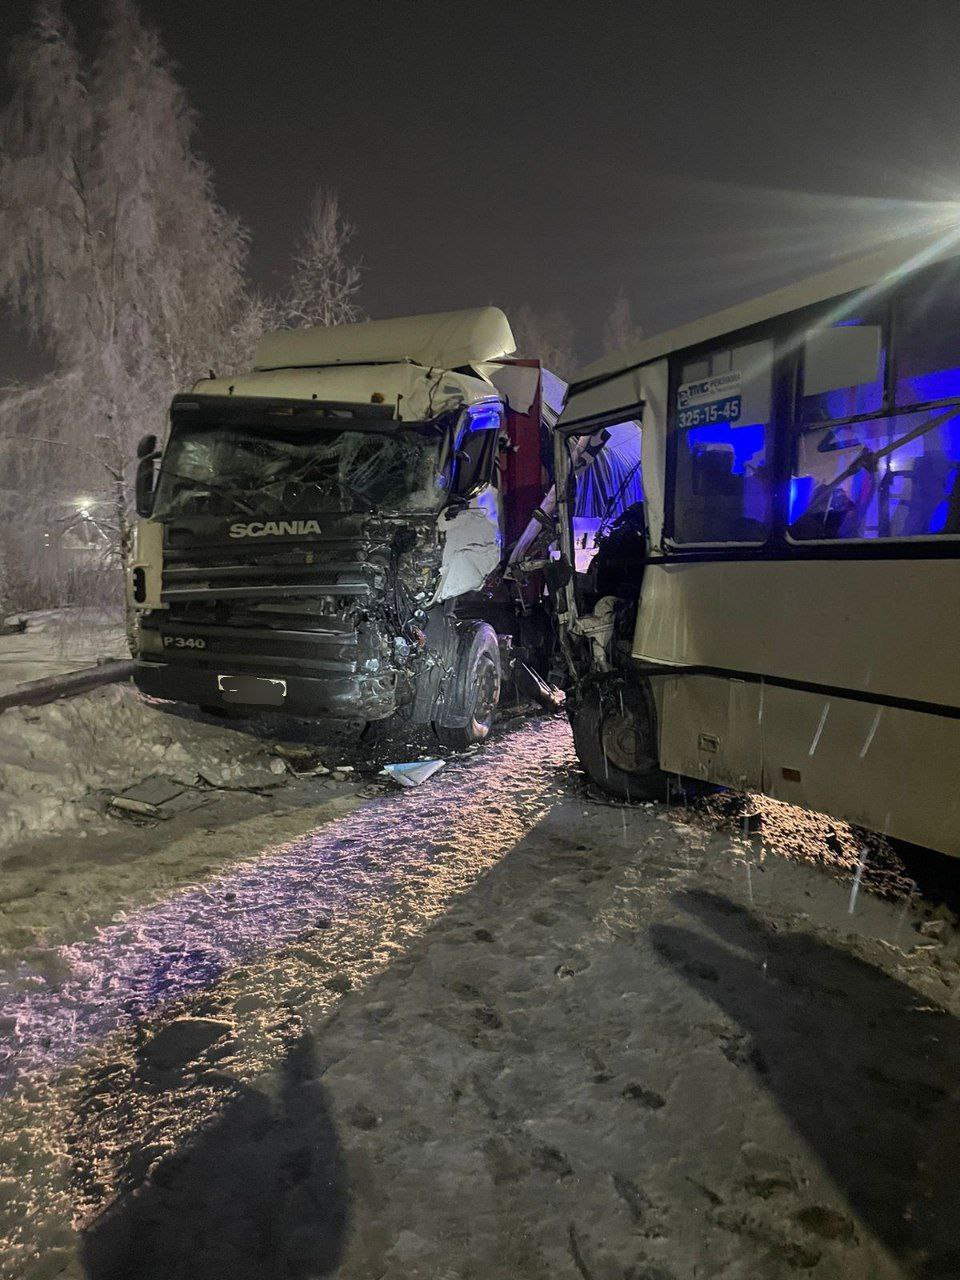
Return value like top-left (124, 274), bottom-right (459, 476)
top-left (381, 759), bottom-right (446, 787)
top-left (0, 718), bottom-right (959, 1278)
top-left (0, 683), bottom-right (285, 849)
top-left (108, 775), bottom-right (210, 822)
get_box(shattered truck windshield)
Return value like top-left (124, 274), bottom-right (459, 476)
top-left (152, 420), bottom-right (445, 518)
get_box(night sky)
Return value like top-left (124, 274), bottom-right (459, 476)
top-left (4, 0), bottom-right (960, 377)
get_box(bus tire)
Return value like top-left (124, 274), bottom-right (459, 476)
top-left (434, 622), bottom-right (501, 751)
top-left (570, 676), bottom-right (667, 803)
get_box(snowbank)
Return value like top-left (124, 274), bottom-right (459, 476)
top-left (0, 684), bottom-right (279, 849)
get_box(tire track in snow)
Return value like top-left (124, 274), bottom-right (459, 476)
top-left (0, 718), bottom-right (572, 1090)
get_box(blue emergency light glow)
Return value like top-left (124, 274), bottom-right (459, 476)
top-left (686, 422), bottom-right (766, 474)
top-left (475, 485), bottom-right (502, 546)
top-left (930, 497), bottom-right (950, 533)
top-left (464, 405), bottom-right (502, 433)
top-left (899, 367), bottom-right (960, 406)
top-left (788, 477), bottom-right (814, 523)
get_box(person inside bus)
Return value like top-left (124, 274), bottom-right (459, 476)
top-left (944, 469), bottom-right (960, 534)
top-left (790, 485), bottom-right (859, 540)
top-left (790, 441), bottom-right (878, 539)
top-left (904, 446), bottom-right (956, 536)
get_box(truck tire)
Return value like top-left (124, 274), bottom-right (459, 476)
top-left (570, 676), bottom-right (667, 802)
top-left (434, 622), bottom-right (501, 750)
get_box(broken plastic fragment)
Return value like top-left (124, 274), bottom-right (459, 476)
top-left (380, 759), bottom-right (446, 788)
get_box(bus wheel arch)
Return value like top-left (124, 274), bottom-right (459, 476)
top-left (569, 673), bottom-right (667, 802)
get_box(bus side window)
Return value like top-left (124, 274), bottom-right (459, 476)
top-left (671, 338), bottom-right (774, 545)
top-left (895, 260), bottom-right (960, 407)
top-left (790, 278), bottom-right (960, 541)
top-left (799, 314), bottom-right (886, 423)
top-left (789, 410), bottom-right (960, 540)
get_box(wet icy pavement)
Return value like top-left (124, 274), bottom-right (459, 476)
top-left (3, 715), bottom-right (960, 1280)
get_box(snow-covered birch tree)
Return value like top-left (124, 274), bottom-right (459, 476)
top-left (280, 187), bottom-right (362, 329)
top-left (602, 292), bottom-right (643, 356)
top-left (510, 304), bottom-right (576, 380)
top-left (0, 0), bottom-right (253, 647)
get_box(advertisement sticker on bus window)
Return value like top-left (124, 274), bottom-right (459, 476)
top-left (676, 370), bottom-right (742, 429)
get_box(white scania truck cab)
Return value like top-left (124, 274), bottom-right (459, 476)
top-left (129, 307), bottom-right (561, 747)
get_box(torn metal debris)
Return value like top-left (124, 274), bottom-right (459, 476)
top-left (108, 775), bottom-right (210, 821)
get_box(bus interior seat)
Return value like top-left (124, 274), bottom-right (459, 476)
top-left (677, 446), bottom-right (746, 542)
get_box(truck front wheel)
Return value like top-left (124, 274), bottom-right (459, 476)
top-left (434, 622), bottom-right (501, 751)
top-left (569, 676), bottom-right (667, 802)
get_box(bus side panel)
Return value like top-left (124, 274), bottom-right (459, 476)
top-left (660, 670), bottom-right (960, 849)
top-left (657, 673), bottom-right (763, 791)
top-left (656, 673), bottom-right (960, 855)
top-left (638, 558), bottom-right (960, 856)
top-left (637, 359), bottom-right (669, 549)
top-left (757, 685), bottom-right (960, 855)
top-left (633, 559), bottom-right (960, 710)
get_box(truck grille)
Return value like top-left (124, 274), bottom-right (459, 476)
top-left (146, 531), bottom-right (393, 676)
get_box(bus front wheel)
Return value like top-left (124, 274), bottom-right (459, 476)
top-left (570, 677), bottom-right (667, 803)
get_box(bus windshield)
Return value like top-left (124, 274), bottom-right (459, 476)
top-left (152, 421), bottom-right (446, 518)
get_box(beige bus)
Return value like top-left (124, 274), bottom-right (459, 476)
top-left (551, 230), bottom-right (960, 857)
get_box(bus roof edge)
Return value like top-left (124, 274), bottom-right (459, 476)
top-left (564, 227), bottom-right (960, 401)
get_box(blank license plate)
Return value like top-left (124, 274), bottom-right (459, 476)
top-left (217, 674), bottom-right (287, 706)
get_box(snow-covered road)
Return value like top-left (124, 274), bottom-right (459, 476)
top-left (2, 714), bottom-right (960, 1280)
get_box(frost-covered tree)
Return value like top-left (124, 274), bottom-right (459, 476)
top-left (0, 540), bottom-right (11, 622)
top-left (90, 0), bottom-right (251, 382)
top-left (0, 1), bottom-right (89, 365)
top-left (221, 290), bottom-right (280, 371)
top-left (281, 187), bottom-right (362, 328)
top-left (510, 304), bottom-right (576, 381)
top-left (602, 292), bottom-right (643, 356)
top-left (0, 0), bottom-right (253, 648)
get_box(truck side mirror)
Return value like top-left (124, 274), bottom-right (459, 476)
top-left (135, 434), bottom-right (160, 517)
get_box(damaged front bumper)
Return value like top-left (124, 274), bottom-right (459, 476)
top-left (135, 658), bottom-right (399, 720)
top-left (135, 509), bottom-right (446, 721)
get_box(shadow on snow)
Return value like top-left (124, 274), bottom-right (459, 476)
top-left (79, 1031), bottom-right (348, 1280)
top-left (652, 890), bottom-right (960, 1279)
